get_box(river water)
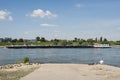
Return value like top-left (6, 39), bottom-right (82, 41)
top-left (0, 47), bottom-right (120, 67)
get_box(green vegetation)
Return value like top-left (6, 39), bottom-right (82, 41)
top-left (0, 57), bottom-right (39, 80)
top-left (23, 57), bottom-right (30, 63)
top-left (15, 57), bottom-right (30, 64)
top-left (0, 36), bottom-right (120, 46)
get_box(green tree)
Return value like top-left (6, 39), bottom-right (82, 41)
top-left (100, 37), bottom-right (103, 42)
top-left (19, 38), bottom-right (24, 42)
top-left (103, 38), bottom-right (107, 42)
top-left (73, 37), bottom-right (78, 42)
top-left (36, 36), bottom-right (40, 41)
top-left (102, 38), bottom-right (109, 44)
top-left (54, 39), bottom-right (59, 42)
top-left (87, 38), bottom-right (94, 45)
top-left (12, 39), bottom-right (18, 42)
top-left (52, 39), bottom-right (58, 45)
top-left (40, 37), bottom-right (46, 42)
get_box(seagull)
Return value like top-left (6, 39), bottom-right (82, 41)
top-left (99, 59), bottom-right (104, 64)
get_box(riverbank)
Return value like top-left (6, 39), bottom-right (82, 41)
top-left (0, 63), bottom-right (120, 80)
top-left (20, 64), bottom-right (120, 80)
top-left (0, 63), bottom-right (40, 80)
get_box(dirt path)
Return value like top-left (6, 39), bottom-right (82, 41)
top-left (20, 64), bottom-right (120, 80)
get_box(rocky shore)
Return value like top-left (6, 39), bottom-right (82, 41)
top-left (0, 63), bottom-right (40, 80)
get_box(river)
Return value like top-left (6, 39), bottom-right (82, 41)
top-left (0, 46), bottom-right (120, 67)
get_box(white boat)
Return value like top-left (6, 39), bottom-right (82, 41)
top-left (93, 43), bottom-right (111, 48)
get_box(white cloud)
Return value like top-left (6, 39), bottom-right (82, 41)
top-left (0, 10), bottom-right (13, 21)
top-left (75, 3), bottom-right (82, 8)
top-left (28, 9), bottom-right (57, 18)
top-left (40, 23), bottom-right (58, 27)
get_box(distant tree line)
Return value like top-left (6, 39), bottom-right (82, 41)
top-left (0, 36), bottom-right (120, 46)
top-left (36, 36), bottom-right (46, 42)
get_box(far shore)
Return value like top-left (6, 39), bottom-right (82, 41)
top-left (0, 45), bottom-right (120, 48)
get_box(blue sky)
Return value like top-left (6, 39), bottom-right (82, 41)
top-left (0, 0), bottom-right (120, 40)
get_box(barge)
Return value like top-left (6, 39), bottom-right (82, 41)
top-left (6, 44), bottom-right (111, 49)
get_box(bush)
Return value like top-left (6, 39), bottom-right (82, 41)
top-left (23, 57), bottom-right (30, 63)
top-left (16, 61), bottom-right (21, 64)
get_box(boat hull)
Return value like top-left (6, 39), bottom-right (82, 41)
top-left (6, 45), bottom-right (111, 49)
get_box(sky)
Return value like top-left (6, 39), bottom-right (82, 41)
top-left (0, 0), bottom-right (120, 41)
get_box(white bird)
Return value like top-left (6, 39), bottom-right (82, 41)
top-left (99, 59), bottom-right (104, 64)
